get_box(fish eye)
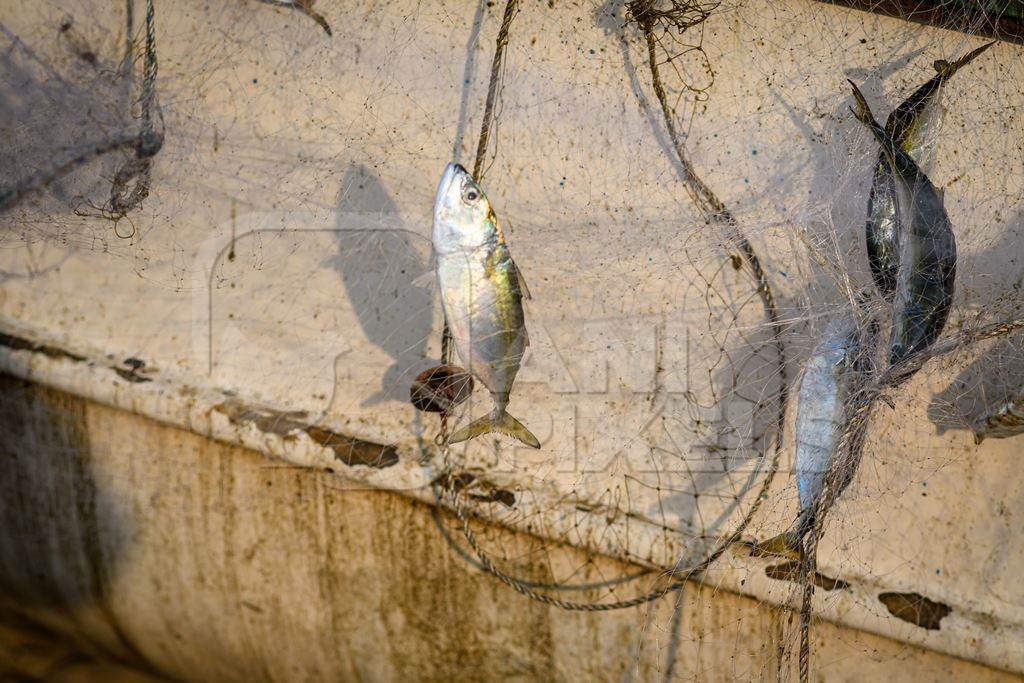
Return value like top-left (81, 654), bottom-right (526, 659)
top-left (462, 185), bottom-right (479, 203)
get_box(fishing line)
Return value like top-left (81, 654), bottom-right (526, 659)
top-left (434, 0), bottom-right (790, 613)
top-left (0, 0), bottom-right (162, 219)
top-left (795, 7), bottom-right (1007, 676)
top-left (0, 135), bottom-right (139, 214)
top-left (796, 311), bottom-right (1024, 682)
top-left (434, 0), bottom-right (703, 610)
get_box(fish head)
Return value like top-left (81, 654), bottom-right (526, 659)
top-left (433, 163), bottom-right (499, 252)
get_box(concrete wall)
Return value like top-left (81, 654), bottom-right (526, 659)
top-left (0, 374), bottom-right (1019, 682)
top-left (1, 0), bottom-right (1023, 678)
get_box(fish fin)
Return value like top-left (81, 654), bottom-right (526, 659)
top-left (750, 508), bottom-right (814, 558)
top-left (493, 411), bottom-right (540, 448)
top-left (935, 40), bottom-right (995, 78)
top-left (511, 256), bottom-right (531, 300)
top-left (849, 80), bottom-right (902, 166)
top-left (448, 411), bottom-right (541, 449)
top-left (848, 80), bottom-right (883, 131)
top-left (447, 413), bottom-right (493, 445)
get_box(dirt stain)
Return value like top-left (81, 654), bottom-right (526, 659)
top-left (878, 591), bottom-right (951, 630)
top-left (0, 332), bottom-right (87, 363)
top-left (215, 399), bottom-right (399, 468)
top-left (435, 471), bottom-right (516, 508)
top-left (112, 359), bottom-right (152, 384)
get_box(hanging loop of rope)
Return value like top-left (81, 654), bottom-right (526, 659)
top-left (435, 0), bottom-right (787, 613)
top-left (109, 0), bottom-right (163, 217)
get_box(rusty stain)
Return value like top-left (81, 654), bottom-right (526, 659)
top-left (112, 367), bottom-right (151, 384)
top-left (0, 333), bottom-right (395, 468)
top-left (240, 600), bottom-right (264, 614)
top-left (0, 333), bottom-right (157, 386)
top-left (215, 400), bottom-right (398, 468)
top-left (878, 591), bottom-right (952, 630)
top-left (764, 561), bottom-right (850, 591)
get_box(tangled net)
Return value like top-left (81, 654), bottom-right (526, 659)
top-left (1, 0), bottom-right (1022, 679)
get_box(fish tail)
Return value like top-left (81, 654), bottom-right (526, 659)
top-left (448, 410), bottom-right (541, 449)
top-left (934, 40), bottom-right (995, 78)
top-left (750, 509), bottom-right (814, 559)
top-left (848, 81), bottom-right (900, 160)
top-left (973, 424), bottom-right (986, 445)
top-left (848, 80), bottom-right (881, 130)
top-left (750, 530), bottom-right (802, 559)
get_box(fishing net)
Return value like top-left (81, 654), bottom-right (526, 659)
top-left (1, 0), bottom-right (1023, 680)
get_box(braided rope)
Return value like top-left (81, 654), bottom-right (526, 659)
top-left (436, 0), bottom-right (790, 612)
top-left (108, 0), bottom-right (162, 217)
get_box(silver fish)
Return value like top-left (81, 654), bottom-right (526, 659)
top-left (972, 393), bottom-right (1024, 443)
top-left (866, 42), bottom-right (993, 298)
top-left (433, 163), bottom-right (539, 449)
top-left (851, 81), bottom-right (956, 368)
top-left (754, 316), bottom-right (874, 557)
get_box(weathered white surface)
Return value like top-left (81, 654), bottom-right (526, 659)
top-left (2, 0), bottom-right (1024, 675)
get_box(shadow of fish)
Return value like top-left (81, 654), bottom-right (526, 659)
top-left (927, 331), bottom-right (1024, 435)
top-left (327, 164), bottom-right (434, 407)
top-left (865, 42), bottom-right (992, 298)
top-left (851, 81), bottom-right (956, 368)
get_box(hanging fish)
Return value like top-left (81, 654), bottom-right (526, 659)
top-left (754, 317), bottom-right (876, 558)
top-left (972, 393), bottom-right (1024, 443)
top-left (850, 81), bottom-right (956, 368)
top-left (433, 163), bottom-right (540, 449)
top-left (866, 42), bottom-right (992, 298)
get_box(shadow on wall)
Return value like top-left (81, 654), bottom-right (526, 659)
top-left (0, 17), bottom-right (133, 211)
top-left (0, 374), bottom-right (142, 666)
top-left (325, 164), bottom-right (436, 407)
top-left (928, 207), bottom-right (1024, 434)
